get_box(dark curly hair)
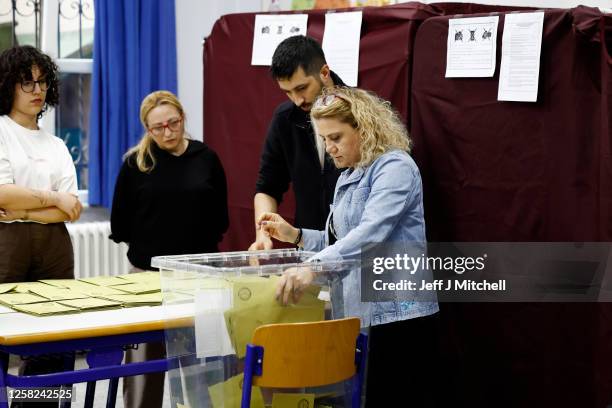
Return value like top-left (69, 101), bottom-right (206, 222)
top-left (0, 45), bottom-right (59, 120)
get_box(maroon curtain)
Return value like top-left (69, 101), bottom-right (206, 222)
top-left (203, 3), bottom-right (440, 251)
top-left (411, 7), bottom-right (612, 406)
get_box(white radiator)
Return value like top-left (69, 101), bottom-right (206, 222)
top-left (66, 222), bottom-right (130, 279)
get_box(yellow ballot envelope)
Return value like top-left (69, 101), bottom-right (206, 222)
top-left (208, 373), bottom-right (264, 408)
top-left (222, 275), bottom-right (325, 358)
top-left (271, 393), bottom-right (315, 408)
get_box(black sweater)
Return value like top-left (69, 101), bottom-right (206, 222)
top-left (255, 72), bottom-right (344, 230)
top-left (110, 140), bottom-right (229, 269)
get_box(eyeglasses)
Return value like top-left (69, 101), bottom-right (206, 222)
top-left (148, 117), bottom-right (183, 137)
top-left (20, 79), bottom-right (48, 93)
top-left (313, 93), bottom-right (349, 109)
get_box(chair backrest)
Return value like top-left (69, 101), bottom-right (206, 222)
top-left (250, 317), bottom-right (361, 388)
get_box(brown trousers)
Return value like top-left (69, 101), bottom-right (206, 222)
top-left (0, 222), bottom-right (73, 282)
top-left (0, 222), bottom-right (74, 408)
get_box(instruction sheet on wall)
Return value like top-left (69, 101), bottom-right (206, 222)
top-left (323, 11), bottom-right (363, 86)
top-left (497, 12), bottom-right (545, 102)
top-left (446, 15), bottom-right (499, 78)
top-left (252, 14), bottom-right (308, 66)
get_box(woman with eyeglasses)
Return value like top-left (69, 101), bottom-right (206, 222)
top-left (0, 45), bottom-right (82, 406)
top-left (257, 86), bottom-right (440, 407)
top-left (110, 90), bottom-right (228, 408)
top-left (0, 45), bottom-right (81, 283)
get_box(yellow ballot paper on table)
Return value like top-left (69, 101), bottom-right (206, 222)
top-left (0, 292), bottom-right (48, 306)
top-left (72, 283), bottom-right (128, 297)
top-left (0, 283), bottom-right (16, 294)
top-left (117, 271), bottom-right (160, 283)
top-left (98, 293), bottom-right (162, 306)
top-left (272, 393), bottom-right (315, 408)
top-left (14, 282), bottom-right (54, 294)
top-left (208, 373), bottom-right (264, 408)
top-left (28, 287), bottom-right (89, 301)
top-left (12, 301), bottom-right (78, 315)
top-left (79, 276), bottom-right (131, 287)
top-left (113, 281), bottom-right (161, 294)
top-left (58, 297), bottom-right (122, 310)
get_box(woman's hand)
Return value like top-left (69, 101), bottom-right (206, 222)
top-left (276, 266), bottom-right (315, 305)
top-left (53, 192), bottom-right (82, 221)
top-left (256, 212), bottom-right (299, 244)
top-left (0, 208), bottom-right (26, 221)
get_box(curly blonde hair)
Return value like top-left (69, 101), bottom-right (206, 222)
top-left (124, 90), bottom-right (186, 173)
top-left (310, 86), bottom-right (411, 168)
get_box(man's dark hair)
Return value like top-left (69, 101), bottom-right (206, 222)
top-left (0, 45), bottom-right (59, 119)
top-left (270, 35), bottom-right (326, 80)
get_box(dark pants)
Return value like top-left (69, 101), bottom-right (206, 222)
top-left (365, 313), bottom-right (441, 408)
top-left (0, 222), bottom-right (74, 408)
top-left (122, 265), bottom-right (165, 408)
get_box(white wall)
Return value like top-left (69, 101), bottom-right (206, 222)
top-left (175, 0), bottom-right (611, 141)
top-left (175, 0), bottom-right (261, 141)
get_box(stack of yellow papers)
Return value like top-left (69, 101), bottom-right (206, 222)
top-left (0, 293), bottom-right (48, 306)
top-left (58, 298), bottom-right (122, 310)
top-left (12, 302), bottom-right (78, 315)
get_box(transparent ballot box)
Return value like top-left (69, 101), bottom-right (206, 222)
top-left (152, 249), bottom-right (365, 408)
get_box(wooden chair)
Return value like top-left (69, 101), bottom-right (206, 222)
top-left (241, 317), bottom-right (367, 408)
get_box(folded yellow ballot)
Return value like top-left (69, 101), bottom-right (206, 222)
top-left (208, 373), bottom-right (264, 408)
top-left (271, 393), bottom-right (315, 408)
top-left (72, 284), bottom-right (128, 297)
top-left (0, 293), bottom-right (48, 305)
top-left (14, 282), bottom-right (54, 294)
top-left (0, 283), bottom-right (16, 294)
top-left (97, 293), bottom-right (162, 306)
top-left (27, 287), bottom-right (89, 301)
top-left (79, 276), bottom-right (131, 287)
top-left (12, 301), bottom-right (78, 315)
top-left (117, 271), bottom-right (160, 283)
top-left (58, 297), bottom-right (122, 310)
top-left (113, 281), bottom-right (161, 295)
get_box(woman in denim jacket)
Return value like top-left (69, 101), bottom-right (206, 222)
top-left (258, 87), bottom-right (440, 406)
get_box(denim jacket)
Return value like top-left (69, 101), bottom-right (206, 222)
top-left (302, 150), bottom-right (439, 326)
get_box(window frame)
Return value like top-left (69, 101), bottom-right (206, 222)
top-left (40, 0), bottom-right (93, 205)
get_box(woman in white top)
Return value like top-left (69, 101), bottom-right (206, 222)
top-left (0, 45), bottom-right (81, 284)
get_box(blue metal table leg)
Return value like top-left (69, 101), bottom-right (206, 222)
top-left (105, 378), bottom-right (119, 408)
top-left (60, 352), bottom-right (74, 408)
top-left (0, 352), bottom-right (8, 408)
top-left (84, 381), bottom-right (96, 408)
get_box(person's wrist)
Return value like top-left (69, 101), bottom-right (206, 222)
top-left (293, 228), bottom-right (303, 246)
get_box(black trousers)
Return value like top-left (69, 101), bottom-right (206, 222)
top-left (365, 313), bottom-right (441, 408)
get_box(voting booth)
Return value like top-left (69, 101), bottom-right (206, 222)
top-left (153, 249), bottom-right (363, 408)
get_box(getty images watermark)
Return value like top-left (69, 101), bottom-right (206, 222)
top-left (360, 242), bottom-right (612, 302)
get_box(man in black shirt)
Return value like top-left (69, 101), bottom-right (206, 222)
top-left (249, 35), bottom-right (344, 250)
